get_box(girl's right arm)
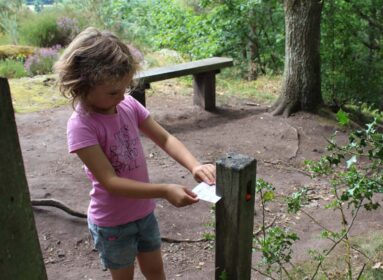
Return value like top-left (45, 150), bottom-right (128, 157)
top-left (75, 144), bottom-right (199, 207)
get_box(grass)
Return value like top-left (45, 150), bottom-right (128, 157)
top-left (216, 72), bottom-right (281, 104)
top-left (148, 70), bottom-right (281, 105)
top-left (7, 71), bottom-right (280, 114)
top-left (5, 49), bottom-right (281, 113)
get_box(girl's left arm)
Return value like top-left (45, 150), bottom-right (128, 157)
top-left (140, 116), bottom-right (215, 185)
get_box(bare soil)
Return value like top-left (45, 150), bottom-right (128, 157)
top-left (16, 89), bottom-right (383, 279)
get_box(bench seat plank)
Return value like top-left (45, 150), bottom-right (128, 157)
top-left (134, 57), bottom-right (233, 83)
top-left (131, 57), bottom-right (233, 110)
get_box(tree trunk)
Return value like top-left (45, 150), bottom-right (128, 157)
top-left (247, 9), bottom-right (259, 81)
top-left (0, 78), bottom-right (47, 279)
top-left (272, 0), bottom-right (323, 117)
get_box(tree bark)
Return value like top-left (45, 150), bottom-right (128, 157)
top-left (247, 8), bottom-right (259, 81)
top-left (0, 78), bottom-right (47, 279)
top-left (272, 0), bottom-right (323, 117)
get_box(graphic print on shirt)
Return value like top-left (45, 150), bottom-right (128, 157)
top-left (109, 125), bottom-right (139, 175)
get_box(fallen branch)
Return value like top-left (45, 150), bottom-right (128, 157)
top-left (32, 199), bottom-right (87, 218)
top-left (32, 198), bottom-right (211, 244)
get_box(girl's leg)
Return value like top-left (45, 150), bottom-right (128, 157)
top-left (109, 265), bottom-right (135, 280)
top-left (137, 248), bottom-right (166, 280)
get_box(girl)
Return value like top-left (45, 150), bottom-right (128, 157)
top-left (54, 27), bottom-right (216, 280)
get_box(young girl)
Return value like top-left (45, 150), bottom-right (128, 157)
top-left (54, 27), bottom-right (216, 280)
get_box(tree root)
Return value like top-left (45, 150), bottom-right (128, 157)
top-left (271, 100), bottom-right (296, 117)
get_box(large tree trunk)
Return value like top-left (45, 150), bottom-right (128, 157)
top-left (272, 0), bottom-right (323, 117)
top-left (0, 78), bottom-right (47, 279)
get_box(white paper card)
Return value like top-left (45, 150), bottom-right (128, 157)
top-left (192, 182), bottom-right (221, 204)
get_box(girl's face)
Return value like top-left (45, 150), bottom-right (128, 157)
top-left (85, 74), bottom-right (133, 114)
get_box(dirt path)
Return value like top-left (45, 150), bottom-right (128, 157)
top-left (16, 92), bottom-right (383, 279)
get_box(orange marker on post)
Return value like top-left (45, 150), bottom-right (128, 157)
top-left (245, 193), bottom-right (252, 201)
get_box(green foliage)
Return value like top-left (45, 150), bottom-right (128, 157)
top-left (0, 12), bottom-right (19, 44)
top-left (256, 178), bottom-right (275, 203)
top-left (145, 0), bottom-right (284, 77)
top-left (308, 115), bottom-right (383, 211)
top-left (12, 0), bottom-right (379, 109)
top-left (253, 178), bottom-right (299, 278)
top-left (256, 113), bottom-right (383, 279)
top-left (286, 188), bottom-right (308, 214)
top-left (144, 0), bottom-right (220, 59)
top-left (200, 0), bottom-right (284, 76)
top-left (298, 114), bottom-right (383, 278)
top-left (18, 8), bottom-right (77, 47)
top-left (0, 0), bottom-right (23, 14)
top-left (218, 270), bottom-right (228, 280)
top-left (336, 109), bottom-right (350, 126)
top-left (0, 0), bottom-right (23, 43)
top-left (202, 232), bottom-right (215, 241)
top-left (144, 0), bottom-right (382, 105)
top-left (321, 0), bottom-right (383, 109)
top-left (0, 57), bottom-right (27, 78)
top-left (64, 0), bottom-right (150, 46)
top-left (258, 227), bottom-right (299, 266)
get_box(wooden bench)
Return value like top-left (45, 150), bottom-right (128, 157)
top-left (131, 57), bottom-right (233, 111)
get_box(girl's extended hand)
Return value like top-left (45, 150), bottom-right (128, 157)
top-left (192, 164), bottom-right (216, 185)
top-left (164, 184), bottom-right (199, 207)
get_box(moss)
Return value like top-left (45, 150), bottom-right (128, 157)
top-left (0, 45), bottom-right (36, 60)
top-left (8, 74), bottom-right (68, 113)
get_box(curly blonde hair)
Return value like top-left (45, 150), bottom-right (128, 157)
top-left (54, 27), bottom-right (139, 107)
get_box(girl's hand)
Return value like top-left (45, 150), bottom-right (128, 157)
top-left (192, 164), bottom-right (216, 185)
top-left (164, 184), bottom-right (199, 207)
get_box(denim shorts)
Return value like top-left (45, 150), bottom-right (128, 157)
top-left (88, 212), bottom-right (161, 270)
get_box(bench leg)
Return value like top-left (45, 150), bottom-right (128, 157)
top-left (193, 71), bottom-right (216, 111)
top-left (130, 83), bottom-right (150, 107)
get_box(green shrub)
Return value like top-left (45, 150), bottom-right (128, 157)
top-left (19, 11), bottom-right (57, 47)
top-left (18, 8), bottom-right (79, 47)
top-left (0, 58), bottom-right (28, 78)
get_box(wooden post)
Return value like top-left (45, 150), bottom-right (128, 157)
top-left (215, 153), bottom-right (256, 280)
top-left (193, 71), bottom-right (216, 111)
top-left (130, 83), bottom-right (150, 107)
top-left (0, 78), bottom-right (47, 279)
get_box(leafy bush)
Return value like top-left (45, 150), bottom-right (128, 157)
top-left (63, 0), bottom-right (151, 47)
top-left (0, 58), bottom-right (28, 78)
top-left (19, 11), bottom-right (57, 47)
top-left (24, 46), bottom-right (61, 76)
top-left (18, 9), bottom-right (79, 47)
top-left (253, 112), bottom-right (383, 279)
top-left (321, 1), bottom-right (383, 109)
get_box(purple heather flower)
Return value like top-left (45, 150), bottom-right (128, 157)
top-left (24, 46), bottom-right (62, 75)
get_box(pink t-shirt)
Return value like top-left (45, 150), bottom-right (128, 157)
top-left (67, 95), bottom-right (155, 227)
